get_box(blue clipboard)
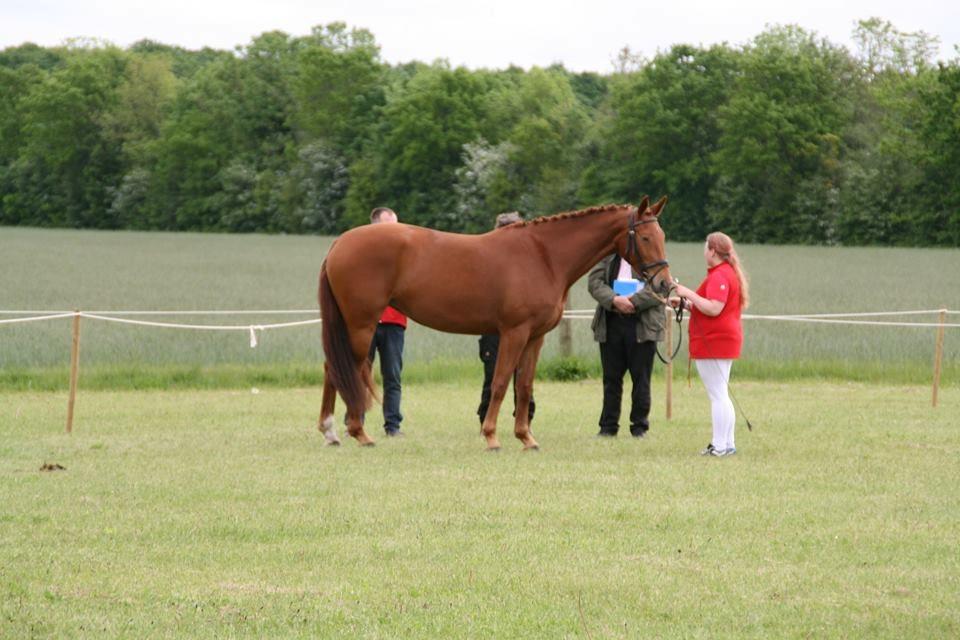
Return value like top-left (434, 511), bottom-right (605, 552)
top-left (613, 278), bottom-right (644, 296)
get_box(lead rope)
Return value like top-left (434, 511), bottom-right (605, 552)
top-left (655, 297), bottom-right (685, 365)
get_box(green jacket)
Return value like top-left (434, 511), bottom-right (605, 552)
top-left (588, 254), bottom-right (666, 344)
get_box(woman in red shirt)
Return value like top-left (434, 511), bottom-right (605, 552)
top-left (672, 232), bottom-right (749, 457)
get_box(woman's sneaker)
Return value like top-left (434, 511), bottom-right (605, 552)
top-left (701, 444), bottom-right (734, 457)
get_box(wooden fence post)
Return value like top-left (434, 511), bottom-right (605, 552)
top-left (932, 308), bottom-right (946, 408)
top-left (66, 311), bottom-right (81, 434)
top-left (665, 307), bottom-right (673, 420)
top-left (559, 298), bottom-right (573, 359)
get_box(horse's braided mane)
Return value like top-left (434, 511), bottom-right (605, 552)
top-left (496, 204), bottom-right (633, 229)
top-left (505, 203), bottom-right (633, 229)
top-left (535, 203), bottom-right (632, 223)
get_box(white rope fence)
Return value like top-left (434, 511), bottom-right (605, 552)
top-left (0, 311), bottom-right (323, 347)
top-left (566, 308), bottom-right (960, 327)
top-left (2, 308), bottom-right (959, 337)
top-left (78, 313), bottom-right (322, 348)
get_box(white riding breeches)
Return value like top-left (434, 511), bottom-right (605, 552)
top-left (695, 358), bottom-right (735, 451)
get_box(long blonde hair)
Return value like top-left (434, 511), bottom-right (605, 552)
top-left (706, 232), bottom-right (749, 309)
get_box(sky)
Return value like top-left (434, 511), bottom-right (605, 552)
top-left (2, 0), bottom-right (958, 72)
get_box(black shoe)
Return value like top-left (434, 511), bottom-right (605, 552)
top-left (631, 431), bottom-right (647, 438)
top-left (595, 431), bottom-right (617, 438)
top-left (385, 429), bottom-right (404, 437)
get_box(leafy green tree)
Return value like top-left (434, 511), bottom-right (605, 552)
top-left (708, 26), bottom-right (858, 244)
top-left (836, 18), bottom-right (943, 245)
top-left (129, 40), bottom-right (232, 80)
top-left (342, 154), bottom-right (381, 229)
top-left (8, 46), bottom-right (126, 227)
top-left (545, 64), bottom-right (609, 110)
top-left (106, 54), bottom-right (178, 157)
top-left (0, 23), bottom-right (957, 246)
top-left (146, 32), bottom-right (297, 230)
top-left (485, 68), bottom-right (589, 215)
top-left (592, 44), bottom-right (739, 239)
top-left (293, 23), bottom-right (384, 158)
top-left (146, 57), bottom-right (248, 229)
top-left (0, 43), bottom-right (65, 71)
top-left (350, 63), bottom-right (493, 227)
top-left (449, 138), bottom-right (515, 232)
top-left (0, 64), bottom-right (41, 165)
top-left (284, 141), bottom-right (350, 234)
top-left (916, 58), bottom-right (960, 245)
top-left (106, 167), bottom-right (151, 228)
top-left (853, 17), bottom-right (940, 80)
top-left (100, 53), bottom-right (178, 227)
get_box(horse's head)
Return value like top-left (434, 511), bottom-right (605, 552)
top-left (614, 195), bottom-right (674, 295)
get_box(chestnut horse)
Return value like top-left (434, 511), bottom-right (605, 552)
top-left (318, 197), bottom-right (673, 450)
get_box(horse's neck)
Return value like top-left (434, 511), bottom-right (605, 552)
top-left (527, 212), bottom-right (626, 287)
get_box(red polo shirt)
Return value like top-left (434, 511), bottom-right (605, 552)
top-left (380, 306), bottom-right (407, 328)
top-left (688, 262), bottom-right (742, 359)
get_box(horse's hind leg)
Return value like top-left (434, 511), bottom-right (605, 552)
top-left (345, 412), bottom-right (373, 446)
top-left (513, 335), bottom-right (543, 450)
top-left (346, 357), bottom-right (376, 446)
top-left (318, 363), bottom-right (341, 445)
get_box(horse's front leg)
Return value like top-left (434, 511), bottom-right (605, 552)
top-left (513, 335), bottom-right (544, 450)
top-left (480, 330), bottom-right (528, 451)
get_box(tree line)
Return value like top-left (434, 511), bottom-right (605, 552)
top-left (1, 19), bottom-right (958, 245)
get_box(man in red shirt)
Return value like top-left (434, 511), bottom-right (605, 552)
top-left (367, 207), bottom-right (407, 437)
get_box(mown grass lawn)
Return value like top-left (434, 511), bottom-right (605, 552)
top-left (1, 379), bottom-right (957, 638)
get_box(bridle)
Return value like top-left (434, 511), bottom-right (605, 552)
top-left (623, 209), bottom-right (671, 292)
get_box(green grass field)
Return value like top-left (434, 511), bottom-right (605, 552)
top-left (1, 226), bottom-right (958, 389)
top-left (1, 379), bottom-right (958, 638)
top-left (3, 226), bottom-right (957, 638)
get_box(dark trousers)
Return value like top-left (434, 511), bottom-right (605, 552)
top-left (477, 334), bottom-right (535, 424)
top-left (368, 323), bottom-right (404, 433)
top-left (598, 314), bottom-right (655, 436)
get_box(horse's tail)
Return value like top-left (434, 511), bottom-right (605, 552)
top-left (319, 262), bottom-right (371, 416)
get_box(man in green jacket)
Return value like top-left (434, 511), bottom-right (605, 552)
top-left (588, 254), bottom-right (666, 438)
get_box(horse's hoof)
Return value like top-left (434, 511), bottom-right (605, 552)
top-left (523, 444), bottom-right (540, 452)
top-left (326, 439), bottom-right (341, 447)
top-left (360, 441), bottom-right (376, 447)
top-left (486, 446), bottom-right (501, 453)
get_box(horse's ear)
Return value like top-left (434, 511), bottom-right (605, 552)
top-left (648, 195), bottom-right (668, 217)
top-left (637, 195), bottom-right (650, 212)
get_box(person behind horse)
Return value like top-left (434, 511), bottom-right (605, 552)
top-left (672, 231), bottom-right (748, 457)
top-left (367, 207), bottom-right (407, 437)
top-left (588, 251), bottom-right (666, 438)
top-left (477, 212), bottom-right (536, 428)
